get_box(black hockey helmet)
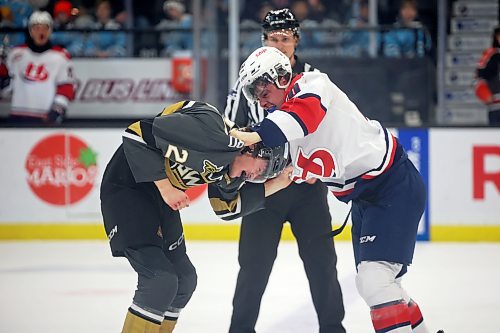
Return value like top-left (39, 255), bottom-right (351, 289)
top-left (262, 8), bottom-right (300, 40)
top-left (243, 141), bottom-right (290, 182)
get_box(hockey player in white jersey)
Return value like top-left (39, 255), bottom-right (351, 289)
top-left (231, 46), bottom-right (443, 333)
top-left (1, 11), bottom-right (75, 124)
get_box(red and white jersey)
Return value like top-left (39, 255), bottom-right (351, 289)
top-left (6, 45), bottom-right (75, 118)
top-left (255, 72), bottom-right (399, 200)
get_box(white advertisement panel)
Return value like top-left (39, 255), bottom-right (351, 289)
top-left (430, 128), bottom-right (500, 225)
top-left (0, 59), bottom-right (185, 118)
top-left (2, 128), bottom-right (499, 227)
top-left (0, 129), bottom-right (120, 223)
top-left (0, 129), bottom-right (350, 225)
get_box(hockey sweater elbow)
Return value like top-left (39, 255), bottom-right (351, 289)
top-left (474, 79), bottom-right (493, 103)
top-left (208, 182), bottom-right (265, 220)
top-left (55, 83), bottom-right (75, 105)
top-left (122, 137), bottom-right (167, 183)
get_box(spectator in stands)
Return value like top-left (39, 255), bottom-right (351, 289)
top-left (325, 0), bottom-right (352, 24)
top-left (307, 0), bottom-right (327, 22)
top-left (72, 5), bottom-right (95, 29)
top-left (51, 0), bottom-right (85, 56)
top-left (341, 0), bottom-right (379, 57)
top-left (52, 0), bottom-right (73, 30)
top-left (240, 2), bottom-right (274, 55)
top-left (0, 0), bottom-right (32, 46)
top-left (84, 0), bottom-right (126, 57)
top-left (383, 0), bottom-right (431, 58)
top-left (290, 0), bottom-right (318, 49)
top-left (0, 11), bottom-right (75, 124)
top-left (0, 0), bottom-right (32, 27)
top-left (156, 0), bottom-right (192, 56)
top-left (270, 0), bottom-right (291, 10)
top-left (474, 26), bottom-right (500, 126)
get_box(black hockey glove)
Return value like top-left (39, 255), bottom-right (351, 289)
top-left (46, 103), bottom-right (66, 124)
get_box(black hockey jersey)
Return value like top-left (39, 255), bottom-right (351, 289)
top-left (102, 100), bottom-right (266, 220)
top-left (122, 100), bottom-right (245, 187)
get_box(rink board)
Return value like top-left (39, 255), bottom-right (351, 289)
top-left (0, 128), bottom-right (498, 241)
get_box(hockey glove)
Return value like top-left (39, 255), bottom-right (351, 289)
top-left (46, 103), bottom-right (66, 124)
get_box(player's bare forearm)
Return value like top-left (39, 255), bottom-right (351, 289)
top-left (154, 178), bottom-right (190, 210)
top-left (264, 166), bottom-right (293, 197)
top-left (229, 129), bottom-right (262, 146)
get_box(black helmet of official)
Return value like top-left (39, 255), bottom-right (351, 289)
top-left (262, 8), bottom-right (300, 41)
top-left (244, 142), bottom-right (290, 182)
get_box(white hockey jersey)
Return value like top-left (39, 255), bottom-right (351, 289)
top-left (255, 72), bottom-right (400, 202)
top-left (6, 45), bottom-right (75, 118)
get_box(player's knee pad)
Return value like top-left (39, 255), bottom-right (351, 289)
top-left (171, 256), bottom-right (197, 308)
top-left (135, 267), bottom-right (179, 312)
top-left (355, 261), bottom-right (405, 307)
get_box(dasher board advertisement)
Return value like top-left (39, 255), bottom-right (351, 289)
top-left (0, 59), bottom-right (187, 119)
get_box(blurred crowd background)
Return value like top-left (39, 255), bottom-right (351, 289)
top-left (0, 0), bottom-right (434, 59)
top-left (0, 0), bottom-right (498, 126)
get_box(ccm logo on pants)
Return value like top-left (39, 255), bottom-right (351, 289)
top-left (360, 235), bottom-right (376, 243)
top-left (168, 234), bottom-right (185, 251)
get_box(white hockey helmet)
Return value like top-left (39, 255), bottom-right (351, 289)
top-left (28, 11), bottom-right (53, 29)
top-left (239, 46), bottom-right (292, 103)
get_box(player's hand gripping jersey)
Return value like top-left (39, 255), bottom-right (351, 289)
top-left (254, 72), bottom-right (401, 202)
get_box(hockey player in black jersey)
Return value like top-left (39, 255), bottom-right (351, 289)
top-left (100, 100), bottom-right (290, 333)
top-left (224, 9), bottom-right (346, 333)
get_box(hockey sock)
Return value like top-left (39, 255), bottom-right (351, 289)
top-left (159, 319), bottom-right (177, 333)
top-left (407, 299), bottom-right (429, 333)
top-left (370, 300), bottom-right (412, 333)
top-left (160, 306), bottom-right (180, 333)
top-left (122, 307), bottom-right (161, 333)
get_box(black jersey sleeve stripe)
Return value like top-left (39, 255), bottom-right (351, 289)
top-left (297, 93), bottom-right (327, 113)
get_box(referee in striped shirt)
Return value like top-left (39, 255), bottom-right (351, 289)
top-left (224, 9), bottom-right (346, 333)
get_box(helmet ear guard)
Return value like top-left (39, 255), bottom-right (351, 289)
top-left (244, 141), bottom-right (290, 183)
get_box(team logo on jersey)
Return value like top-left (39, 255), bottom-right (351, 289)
top-left (169, 162), bottom-right (203, 187)
top-left (25, 133), bottom-right (98, 206)
top-left (23, 63), bottom-right (49, 82)
top-left (201, 160), bottom-right (224, 182)
top-left (294, 147), bottom-right (337, 181)
top-left (166, 161), bottom-right (208, 201)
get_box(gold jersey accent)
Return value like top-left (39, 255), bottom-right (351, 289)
top-left (127, 120), bottom-right (142, 137)
top-left (161, 101), bottom-right (186, 116)
top-left (209, 196), bottom-right (240, 214)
